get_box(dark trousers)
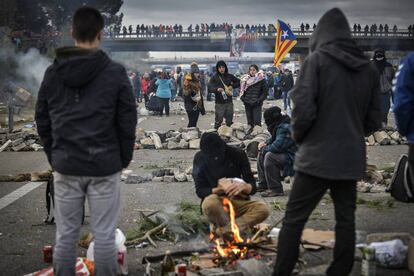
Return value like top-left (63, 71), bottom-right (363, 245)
top-left (214, 102), bottom-right (233, 129)
top-left (187, 109), bottom-right (200, 128)
top-left (245, 104), bottom-right (262, 128)
top-left (409, 144), bottom-right (414, 185)
top-left (159, 98), bottom-right (170, 116)
top-left (282, 91), bottom-right (291, 110)
top-left (273, 172), bottom-right (356, 276)
top-left (257, 151), bottom-right (285, 193)
top-left (380, 93), bottom-right (391, 125)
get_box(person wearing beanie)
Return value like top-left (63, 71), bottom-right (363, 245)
top-left (273, 8), bottom-right (381, 276)
top-left (240, 64), bottom-right (268, 131)
top-left (256, 107), bottom-right (296, 197)
top-left (192, 132), bottom-right (269, 234)
top-left (183, 62), bottom-right (206, 127)
top-left (372, 48), bottom-right (395, 127)
top-left (208, 60), bottom-right (240, 129)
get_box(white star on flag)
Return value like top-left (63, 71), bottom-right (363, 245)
top-left (281, 30), bottom-right (289, 39)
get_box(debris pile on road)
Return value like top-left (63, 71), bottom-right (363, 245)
top-left (366, 129), bottom-right (407, 146)
top-left (0, 128), bottom-right (42, 152)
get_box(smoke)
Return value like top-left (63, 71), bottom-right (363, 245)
top-left (0, 46), bottom-right (51, 97)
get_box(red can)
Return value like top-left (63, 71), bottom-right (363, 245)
top-left (43, 245), bottom-right (53, 263)
top-left (176, 264), bottom-right (187, 276)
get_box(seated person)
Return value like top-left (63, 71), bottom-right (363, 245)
top-left (257, 106), bottom-right (297, 197)
top-left (193, 132), bottom-right (270, 234)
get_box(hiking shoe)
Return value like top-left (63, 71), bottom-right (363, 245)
top-left (261, 190), bottom-right (284, 197)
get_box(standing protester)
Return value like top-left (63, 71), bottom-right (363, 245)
top-left (183, 63), bottom-right (206, 127)
top-left (240, 64), bottom-right (267, 131)
top-left (372, 48), bottom-right (395, 127)
top-left (257, 107), bottom-right (296, 197)
top-left (208, 60), bottom-right (240, 129)
top-left (133, 71), bottom-right (141, 103)
top-left (155, 71), bottom-right (172, 116)
top-left (273, 8), bottom-right (381, 276)
top-left (280, 69), bottom-right (294, 111)
top-left (140, 72), bottom-right (151, 103)
top-left (35, 7), bottom-right (137, 275)
top-left (393, 52), bottom-right (414, 184)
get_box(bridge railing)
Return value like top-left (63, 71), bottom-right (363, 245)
top-left (104, 28), bottom-right (413, 40)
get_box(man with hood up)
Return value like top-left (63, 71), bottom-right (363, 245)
top-left (192, 132), bottom-right (269, 234)
top-left (273, 8), bottom-right (381, 276)
top-left (372, 48), bottom-right (395, 127)
top-left (35, 7), bottom-right (137, 275)
top-left (257, 107), bottom-right (296, 197)
top-left (208, 60), bottom-right (240, 129)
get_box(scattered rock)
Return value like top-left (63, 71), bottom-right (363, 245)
top-left (163, 175), bottom-right (175, 182)
top-left (189, 139), bottom-right (200, 149)
top-left (235, 130), bottom-right (246, 140)
top-left (150, 133), bottom-right (163, 149)
top-left (174, 170), bottom-right (187, 182)
top-left (140, 138), bottom-right (155, 149)
top-left (367, 135), bottom-right (375, 146)
top-left (135, 128), bottom-right (146, 140)
top-left (152, 176), bottom-right (164, 182)
top-left (167, 141), bottom-right (180, 150)
top-left (357, 181), bottom-right (373, 193)
top-left (31, 171), bottom-right (52, 182)
top-left (231, 122), bottom-right (245, 131)
top-left (185, 166), bottom-right (193, 175)
top-left (152, 169), bottom-right (166, 177)
top-left (250, 125), bottom-right (264, 136)
top-left (365, 169), bottom-right (384, 184)
top-left (390, 131), bottom-right (401, 142)
top-left (181, 128), bottom-right (200, 141)
top-left (373, 131), bottom-right (391, 145)
top-left (178, 139), bottom-right (189, 149)
top-left (217, 125), bottom-right (233, 138)
top-left (185, 174), bottom-right (193, 182)
top-left (125, 174), bottom-right (152, 184)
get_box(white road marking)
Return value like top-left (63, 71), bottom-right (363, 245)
top-left (0, 182), bottom-right (44, 211)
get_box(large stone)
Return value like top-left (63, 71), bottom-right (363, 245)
top-left (235, 130), bottom-right (246, 140)
top-left (367, 135), bottom-right (376, 146)
top-left (163, 175), bottom-right (175, 182)
top-left (174, 170), bottom-right (187, 182)
top-left (373, 131), bottom-right (391, 145)
top-left (167, 141), bottom-right (180, 150)
top-left (150, 133), bottom-right (163, 149)
top-left (0, 140), bottom-right (11, 152)
top-left (166, 133), bottom-right (181, 143)
top-left (125, 174), bottom-right (152, 184)
top-left (140, 138), bottom-right (155, 149)
top-left (135, 128), bottom-right (146, 140)
top-left (178, 139), bottom-right (189, 149)
top-left (152, 169), bottom-right (166, 177)
top-left (390, 131), bottom-right (401, 142)
top-left (12, 142), bottom-right (27, 152)
top-left (185, 166), bottom-right (193, 175)
top-left (189, 139), bottom-right (200, 149)
top-left (31, 171), bottom-right (52, 182)
top-left (231, 122), bottom-right (245, 131)
top-left (186, 174), bottom-right (193, 182)
top-left (11, 138), bottom-right (24, 147)
top-left (251, 125), bottom-right (264, 136)
top-left (367, 233), bottom-right (412, 245)
top-left (181, 130), bottom-right (199, 141)
top-left (365, 169), bottom-right (384, 184)
top-left (152, 176), bottom-right (164, 182)
top-left (218, 125), bottom-right (233, 137)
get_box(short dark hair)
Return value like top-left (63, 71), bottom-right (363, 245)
top-left (249, 64), bottom-right (259, 71)
top-left (72, 6), bottom-right (104, 43)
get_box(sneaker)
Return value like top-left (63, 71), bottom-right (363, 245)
top-left (261, 190), bottom-right (284, 197)
top-left (256, 186), bottom-right (267, 193)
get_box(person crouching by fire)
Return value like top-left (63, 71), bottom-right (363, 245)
top-left (192, 132), bottom-right (270, 235)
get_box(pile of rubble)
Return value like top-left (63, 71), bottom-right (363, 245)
top-left (366, 129), bottom-right (407, 146)
top-left (0, 128), bottom-right (43, 152)
top-left (357, 164), bottom-right (394, 193)
top-left (135, 123), bottom-right (270, 153)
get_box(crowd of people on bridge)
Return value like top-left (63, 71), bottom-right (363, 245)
top-left (107, 22), bottom-right (414, 38)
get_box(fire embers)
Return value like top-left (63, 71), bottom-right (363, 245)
top-left (210, 198), bottom-right (258, 266)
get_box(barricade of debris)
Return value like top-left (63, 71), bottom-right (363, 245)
top-left (365, 128), bottom-right (407, 146)
top-left (0, 127), bottom-right (43, 152)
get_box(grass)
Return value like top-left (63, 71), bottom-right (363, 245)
top-left (356, 197), bottom-right (395, 211)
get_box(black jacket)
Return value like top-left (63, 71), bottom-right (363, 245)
top-left (193, 145), bottom-right (257, 201)
top-left (208, 61), bottom-right (240, 104)
top-left (240, 79), bottom-right (267, 106)
top-left (281, 72), bottom-right (294, 91)
top-left (291, 8), bottom-right (381, 180)
top-left (35, 47), bottom-right (137, 176)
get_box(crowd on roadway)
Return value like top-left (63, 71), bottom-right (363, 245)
top-left (107, 22), bottom-right (414, 38)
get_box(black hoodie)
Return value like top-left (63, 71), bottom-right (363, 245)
top-left (207, 60), bottom-right (240, 104)
top-left (290, 8), bottom-right (381, 180)
top-left (35, 47), bottom-right (137, 176)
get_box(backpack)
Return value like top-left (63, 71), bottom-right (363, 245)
top-left (386, 154), bottom-right (414, 203)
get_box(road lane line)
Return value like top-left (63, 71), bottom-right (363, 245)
top-left (0, 182), bottom-right (44, 211)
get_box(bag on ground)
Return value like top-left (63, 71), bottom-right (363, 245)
top-left (386, 154), bottom-right (414, 203)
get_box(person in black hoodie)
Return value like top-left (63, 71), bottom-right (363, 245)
top-left (280, 69), bottom-right (294, 111)
top-left (192, 132), bottom-right (269, 233)
top-left (183, 62), bottom-right (206, 127)
top-left (240, 64), bottom-right (267, 130)
top-left (35, 7), bottom-right (137, 275)
top-left (273, 8), bottom-right (381, 276)
top-left (208, 60), bottom-right (240, 129)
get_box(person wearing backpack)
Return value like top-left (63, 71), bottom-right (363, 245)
top-left (394, 52), bottom-right (414, 188)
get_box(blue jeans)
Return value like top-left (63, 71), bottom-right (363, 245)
top-left (53, 172), bottom-right (121, 276)
top-left (282, 91), bottom-right (291, 110)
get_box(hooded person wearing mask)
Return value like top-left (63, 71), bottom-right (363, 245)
top-left (372, 48), bottom-right (395, 127)
top-left (192, 132), bottom-right (269, 234)
top-left (208, 60), bottom-right (240, 129)
top-left (257, 107), bottom-right (296, 197)
top-left (183, 62), bottom-right (206, 127)
top-left (273, 8), bottom-right (381, 276)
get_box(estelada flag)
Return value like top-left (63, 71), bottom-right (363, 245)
top-left (274, 20), bottom-right (297, 66)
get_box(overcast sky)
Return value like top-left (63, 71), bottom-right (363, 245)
top-left (120, 0), bottom-right (413, 28)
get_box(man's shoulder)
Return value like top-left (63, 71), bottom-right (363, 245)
top-left (104, 59), bottom-right (127, 76)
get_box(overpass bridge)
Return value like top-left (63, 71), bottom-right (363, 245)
top-left (143, 56), bottom-right (294, 66)
top-left (102, 30), bottom-right (414, 53)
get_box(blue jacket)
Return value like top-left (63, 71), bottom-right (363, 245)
top-left (263, 121), bottom-right (297, 177)
top-left (155, 79), bottom-right (172, 98)
top-left (393, 52), bottom-right (414, 143)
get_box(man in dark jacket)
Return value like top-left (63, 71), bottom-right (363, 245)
top-left (257, 107), bottom-right (296, 197)
top-left (280, 69), bottom-right (294, 111)
top-left (35, 7), bottom-right (137, 275)
top-left (193, 133), bottom-right (269, 233)
top-left (208, 60), bottom-right (240, 129)
top-left (393, 52), bottom-right (414, 187)
top-left (273, 8), bottom-right (381, 276)
top-left (372, 48), bottom-right (395, 127)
